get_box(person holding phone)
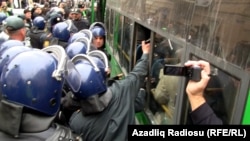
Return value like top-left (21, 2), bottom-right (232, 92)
top-left (184, 60), bottom-right (223, 125)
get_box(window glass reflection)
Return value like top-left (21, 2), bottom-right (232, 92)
top-left (109, 9), bottom-right (115, 48)
top-left (186, 56), bottom-right (239, 125)
top-left (149, 33), bottom-right (183, 124)
top-left (121, 17), bottom-right (133, 57)
top-left (187, 1), bottom-right (250, 71)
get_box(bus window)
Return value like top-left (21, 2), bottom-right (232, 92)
top-left (105, 8), bottom-right (110, 44)
top-left (121, 16), bottom-right (133, 58)
top-left (117, 16), bottom-right (133, 73)
top-left (108, 9), bottom-right (115, 48)
top-left (186, 1), bottom-right (250, 71)
top-left (106, 0), bottom-right (250, 125)
top-left (183, 56), bottom-right (239, 125)
top-left (227, 41), bottom-right (250, 71)
top-left (186, 1), bottom-right (223, 58)
top-left (115, 14), bottom-right (129, 73)
top-left (148, 33), bottom-right (183, 124)
top-left (134, 24), bottom-right (150, 63)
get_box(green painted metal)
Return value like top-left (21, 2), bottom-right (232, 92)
top-left (242, 90), bottom-right (250, 124)
top-left (136, 112), bottom-right (152, 125)
top-left (101, 0), bottom-right (106, 23)
top-left (90, 0), bottom-right (95, 24)
top-left (105, 43), bottom-right (123, 78)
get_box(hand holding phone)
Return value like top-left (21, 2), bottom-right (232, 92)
top-left (163, 65), bottom-right (201, 82)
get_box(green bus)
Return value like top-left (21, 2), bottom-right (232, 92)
top-left (97, 0), bottom-right (250, 125)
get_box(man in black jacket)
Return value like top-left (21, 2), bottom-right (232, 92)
top-left (29, 16), bottom-right (49, 49)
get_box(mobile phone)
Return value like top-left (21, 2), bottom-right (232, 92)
top-left (163, 65), bottom-right (201, 82)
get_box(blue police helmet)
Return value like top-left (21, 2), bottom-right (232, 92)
top-left (0, 12), bottom-right (7, 24)
top-left (66, 41), bottom-right (88, 59)
top-left (52, 22), bottom-right (70, 42)
top-left (79, 29), bottom-right (93, 41)
top-left (49, 12), bottom-right (63, 27)
top-left (89, 56), bottom-right (107, 80)
top-left (89, 22), bottom-right (106, 37)
top-left (68, 32), bottom-right (88, 44)
top-left (91, 26), bottom-right (105, 37)
top-left (42, 45), bottom-right (81, 93)
top-left (0, 46), bottom-right (31, 76)
top-left (87, 50), bottom-right (109, 79)
top-left (49, 7), bottom-right (64, 17)
top-left (89, 22), bottom-right (106, 32)
top-left (33, 16), bottom-right (46, 30)
top-left (0, 49), bottom-right (64, 116)
top-left (71, 54), bottom-right (107, 99)
top-left (64, 19), bottom-right (78, 34)
top-left (74, 37), bottom-right (90, 52)
top-left (0, 40), bottom-right (24, 53)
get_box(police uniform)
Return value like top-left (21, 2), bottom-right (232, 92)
top-left (89, 22), bottom-right (111, 61)
top-left (0, 95), bottom-right (82, 140)
top-left (0, 46), bottom-right (83, 141)
top-left (0, 31), bottom-right (9, 45)
top-left (0, 112), bottom-right (82, 141)
top-left (69, 54), bottom-right (149, 141)
top-left (0, 16), bottom-right (25, 45)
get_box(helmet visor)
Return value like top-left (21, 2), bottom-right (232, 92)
top-left (65, 60), bottom-right (81, 92)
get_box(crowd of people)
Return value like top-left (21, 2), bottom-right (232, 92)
top-left (0, 1), bottom-right (222, 141)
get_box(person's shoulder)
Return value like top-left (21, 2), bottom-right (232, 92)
top-left (48, 123), bottom-right (83, 141)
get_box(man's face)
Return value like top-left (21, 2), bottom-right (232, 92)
top-left (75, 13), bottom-right (82, 19)
top-left (70, 13), bottom-right (77, 20)
top-left (93, 36), bottom-right (104, 49)
top-left (34, 7), bottom-right (42, 14)
top-left (25, 12), bottom-right (31, 19)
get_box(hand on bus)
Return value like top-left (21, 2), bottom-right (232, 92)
top-left (184, 60), bottom-right (211, 111)
top-left (141, 40), bottom-right (150, 54)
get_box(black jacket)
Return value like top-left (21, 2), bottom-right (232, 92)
top-left (29, 27), bottom-right (49, 49)
top-left (190, 102), bottom-right (223, 125)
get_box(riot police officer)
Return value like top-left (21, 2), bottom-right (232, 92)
top-left (68, 41), bottom-right (150, 141)
top-left (0, 45), bottom-right (83, 140)
top-left (49, 22), bottom-right (71, 48)
top-left (89, 22), bottom-right (111, 61)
